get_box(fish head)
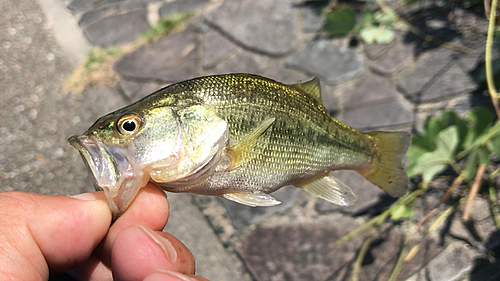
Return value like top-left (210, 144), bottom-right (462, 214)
top-left (70, 101), bottom-right (228, 218)
top-left (69, 105), bottom-right (183, 217)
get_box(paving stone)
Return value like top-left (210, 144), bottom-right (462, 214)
top-left (204, 49), bottom-right (269, 77)
top-left (205, 0), bottom-right (298, 56)
top-left (320, 83), bottom-right (340, 114)
top-left (287, 39), bottom-right (364, 85)
top-left (83, 9), bottom-right (149, 47)
top-left (238, 223), bottom-right (442, 281)
top-left (449, 198), bottom-right (500, 250)
top-left (427, 244), bottom-right (475, 281)
top-left (159, 0), bottom-right (209, 18)
top-left (219, 186), bottom-right (300, 229)
top-left (364, 42), bottom-right (392, 60)
top-left (398, 49), bottom-right (478, 102)
top-left (263, 62), bottom-right (311, 85)
top-left (202, 29), bottom-right (238, 69)
top-left (78, 5), bottom-right (115, 28)
top-left (114, 27), bottom-right (199, 83)
top-left (340, 77), bottom-right (414, 130)
top-left (469, 245), bottom-right (500, 281)
top-left (370, 41), bottom-right (415, 76)
top-left (315, 170), bottom-right (390, 215)
top-left (302, 1), bottom-right (326, 33)
top-left (165, 193), bottom-right (248, 280)
top-left (67, 0), bottom-right (124, 13)
top-left (116, 78), bottom-right (164, 102)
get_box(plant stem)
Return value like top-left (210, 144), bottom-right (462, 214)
top-left (388, 204), bottom-right (415, 281)
top-left (485, 0), bottom-right (500, 118)
top-left (351, 228), bottom-right (379, 281)
top-left (442, 174), bottom-right (463, 203)
top-left (489, 186), bottom-right (500, 230)
top-left (334, 188), bottom-right (424, 247)
top-left (463, 164), bottom-right (487, 221)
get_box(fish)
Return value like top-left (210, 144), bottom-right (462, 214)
top-left (69, 74), bottom-right (411, 218)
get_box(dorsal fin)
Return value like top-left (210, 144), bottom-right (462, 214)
top-left (291, 77), bottom-right (322, 103)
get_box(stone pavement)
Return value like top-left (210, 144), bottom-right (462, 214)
top-left (2, 0), bottom-right (499, 280)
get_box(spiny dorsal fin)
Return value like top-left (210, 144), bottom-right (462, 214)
top-left (292, 77), bottom-right (322, 103)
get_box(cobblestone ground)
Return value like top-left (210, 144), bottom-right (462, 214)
top-left (2, 0), bottom-right (499, 280)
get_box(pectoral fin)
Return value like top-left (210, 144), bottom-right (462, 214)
top-left (222, 192), bottom-right (281, 207)
top-left (297, 174), bottom-right (355, 206)
top-left (227, 117), bottom-right (275, 170)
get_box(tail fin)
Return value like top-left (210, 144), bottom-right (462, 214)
top-left (358, 131), bottom-right (411, 197)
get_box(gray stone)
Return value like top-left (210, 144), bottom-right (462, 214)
top-left (238, 223), bottom-right (442, 281)
top-left (83, 9), bottom-right (149, 47)
top-left (205, 0), bottom-right (298, 56)
top-left (370, 41), bottom-right (415, 76)
top-left (219, 186), bottom-right (300, 229)
top-left (263, 62), bottom-right (311, 84)
top-left (114, 27), bottom-right (199, 83)
top-left (321, 84), bottom-right (340, 114)
top-left (67, 0), bottom-right (124, 12)
top-left (78, 5), bottom-right (115, 28)
top-left (364, 41), bottom-right (392, 60)
top-left (397, 49), bottom-right (478, 102)
top-left (302, 2), bottom-right (325, 33)
top-left (427, 244), bottom-right (475, 281)
top-left (315, 170), bottom-right (388, 215)
top-left (202, 30), bottom-right (238, 69)
top-left (165, 193), bottom-right (248, 280)
top-left (449, 198), bottom-right (500, 250)
top-left (421, 63), bottom-right (478, 102)
top-left (116, 79), bottom-right (164, 102)
top-left (159, 0), bottom-right (208, 18)
top-left (341, 77), bottom-right (414, 130)
top-left (287, 40), bottom-right (364, 85)
top-left (204, 49), bottom-right (269, 77)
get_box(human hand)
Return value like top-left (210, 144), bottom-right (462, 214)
top-left (0, 184), bottom-right (208, 281)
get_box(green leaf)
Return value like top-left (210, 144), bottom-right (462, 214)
top-left (464, 108), bottom-right (494, 148)
top-left (487, 136), bottom-right (500, 155)
top-left (412, 126), bottom-right (459, 182)
top-left (360, 26), bottom-right (378, 44)
top-left (375, 27), bottom-right (394, 44)
top-left (478, 147), bottom-right (490, 164)
top-left (407, 144), bottom-right (429, 178)
top-left (373, 11), bottom-right (396, 25)
top-left (464, 150), bottom-right (479, 181)
top-left (324, 7), bottom-right (356, 36)
top-left (390, 202), bottom-right (413, 220)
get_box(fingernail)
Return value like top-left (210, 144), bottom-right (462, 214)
top-left (135, 225), bottom-right (178, 263)
top-left (144, 270), bottom-right (197, 281)
top-left (71, 192), bottom-right (97, 201)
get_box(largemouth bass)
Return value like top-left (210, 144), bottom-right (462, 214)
top-left (69, 74), bottom-right (411, 218)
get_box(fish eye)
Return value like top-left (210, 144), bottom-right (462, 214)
top-left (116, 114), bottom-right (141, 136)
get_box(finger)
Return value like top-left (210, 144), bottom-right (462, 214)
top-left (111, 225), bottom-right (195, 281)
top-left (95, 183), bottom-right (169, 266)
top-left (144, 271), bottom-right (210, 281)
top-left (0, 191), bottom-right (111, 279)
top-left (68, 255), bottom-right (113, 281)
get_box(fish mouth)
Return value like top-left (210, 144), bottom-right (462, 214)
top-left (69, 135), bottom-right (146, 218)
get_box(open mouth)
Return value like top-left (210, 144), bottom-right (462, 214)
top-left (69, 134), bottom-right (146, 218)
top-left (69, 135), bottom-right (118, 191)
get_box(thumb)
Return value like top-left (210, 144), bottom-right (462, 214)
top-left (0, 191), bottom-right (111, 280)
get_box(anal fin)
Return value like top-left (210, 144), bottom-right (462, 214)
top-left (297, 174), bottom-right (355, 206)
top-left (222, 192), bottom-right (281, 207)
